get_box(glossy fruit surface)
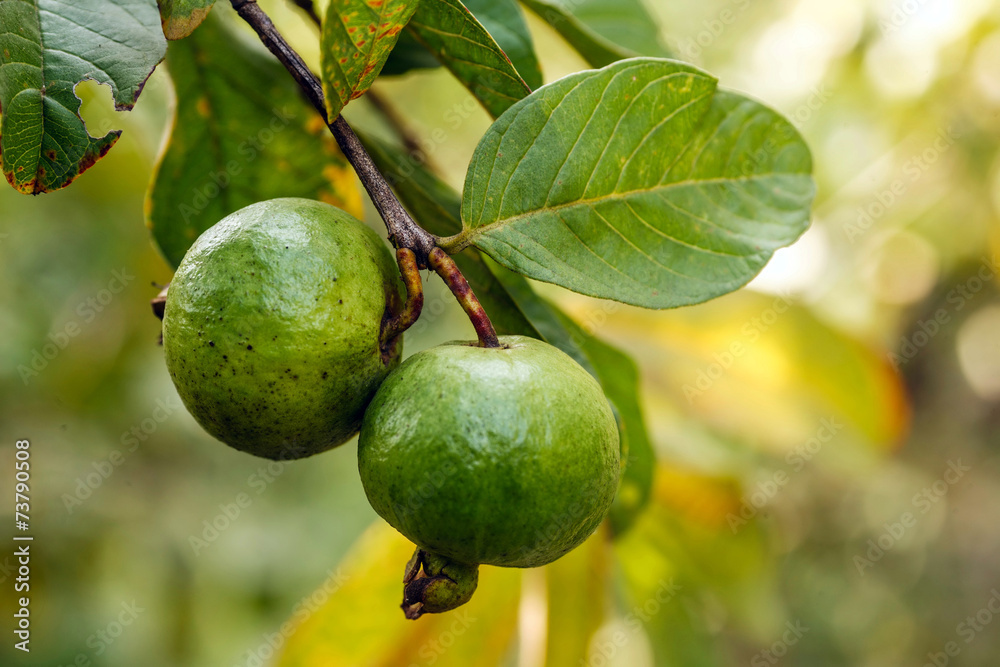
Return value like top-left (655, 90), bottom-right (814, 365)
top-left (358, 335), bottom-right (620, 567)
top-left (163, 198), bottom-right (402, 460)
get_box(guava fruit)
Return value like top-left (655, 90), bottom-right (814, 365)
top-left (357, 335), bottom-right (621, 569)
top-left (163, 198), bottom-right (403, 460)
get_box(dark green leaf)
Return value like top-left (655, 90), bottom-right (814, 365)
top-left (520, 0), bottom-right (619, 68)
top-left (520, 0), bottom-right (669, 67)
top-left (384, 0), bottom-right (542, 89)
top-left (464, 0), bottom-right (541, 90)
top-left (454, 58), bottom-right (815, 309)
top-left (0, 0), bottom-right (166, 194)
top-left (407, 0), bottom-right (532, 118)
top-left (570, 0), bottom-right (669, 59)
top-left (157, 0), bottom-right (215, 39)
top-left (320, 0), bottom-right (419, 120)
top-left (381, 29), bottom-right (440, 75)
top-left (147, 13), bottom-right (361, 267)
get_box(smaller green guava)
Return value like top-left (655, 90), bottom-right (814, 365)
top-left (358, 335), bottom-right (621, 573)
top-left (163, 198), bottom-right (403, 460)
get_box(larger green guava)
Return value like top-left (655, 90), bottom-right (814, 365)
top-left (163, 198), bottom-right (403, 460)
top-left (358, 335), bottom-right (621, 568)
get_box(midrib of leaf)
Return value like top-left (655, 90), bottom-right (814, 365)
top-left (468, 67), bottom-right (710, 226)
top-left (460, 174), bottom-right (798, 249)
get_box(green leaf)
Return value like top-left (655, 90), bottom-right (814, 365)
top-left (520, 0), bottom-right (669, 67)
top-left (0, 0), bottom-right (166, 194)
top-left (320, 0), bottom-right (419, 120)
top-left (147, 13), bottom-right (361, 268)
top-left (157, 0), bottom-right (215, 39)
top-left (464, 0), bottom-right (541, 90)
top-left (384, 0), bottom-right (542, 89)
top-left (407, 0), bottom-right (532, 118)
top-left (454, 58), bottom-right (815, 309)
top-left (381, 29), bottom-right (440, 75)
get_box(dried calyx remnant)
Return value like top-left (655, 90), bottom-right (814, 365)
top-left (402, 549), bottom-right (479, 620)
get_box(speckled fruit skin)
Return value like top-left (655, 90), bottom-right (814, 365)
top-left (358, 336), bottom-right (620, 568)
top-left (163, 198), bottom-right (403, 460)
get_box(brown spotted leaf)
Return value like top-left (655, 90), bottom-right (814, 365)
top-left (320, 0), bottom-right (419, 120)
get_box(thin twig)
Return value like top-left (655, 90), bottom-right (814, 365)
top-left (428, 248), bottom-right (500, 348)
top-left (229, 0), bottom-right (438, 265)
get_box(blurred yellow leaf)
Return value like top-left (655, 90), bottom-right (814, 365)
top-left (278, 522), bottom-right (521, 667)
top-left (544, 529), bottom-right (611, 666)
top-left (565, 291), bottom-right (910, 456)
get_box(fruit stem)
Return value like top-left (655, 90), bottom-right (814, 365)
top-left (228, 0), bottom-right (438, 265)
top-left (382, 248), bottom-right (424, 342)
top-left (428, 248), bottom-right (500, 348)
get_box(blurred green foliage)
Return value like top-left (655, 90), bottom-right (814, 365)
top-left (3, 0), bottom-right (1000, 666)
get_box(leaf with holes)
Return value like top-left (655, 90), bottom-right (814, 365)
top-left (0, 0), bottom-right (166, 194)
top-left (407, 0), bottom-right (532, 118)
top-left (450, 58), bottom-right (815, 309)
top-left (157, 0), bottom-right (216, 39)
top-left (520, 0), bottom-right (669, 68)
top-left (147, 12), bottom-right (361, 268)
top-left (321, 0), bottom-right (419, 120)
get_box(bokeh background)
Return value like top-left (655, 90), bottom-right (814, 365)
top-left (3, 0), bottom-right (1000, 665)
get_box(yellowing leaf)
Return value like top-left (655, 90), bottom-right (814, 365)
top-left (278, 522), bottom-right (522, 667)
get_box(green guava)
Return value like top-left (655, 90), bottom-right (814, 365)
top-left (357, 335), bottom-right (621, 569)
top-left (162, 198), bottom-right (403, 460)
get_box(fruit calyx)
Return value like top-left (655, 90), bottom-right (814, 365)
top-left (401, 548), bottom-right (479, 620)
